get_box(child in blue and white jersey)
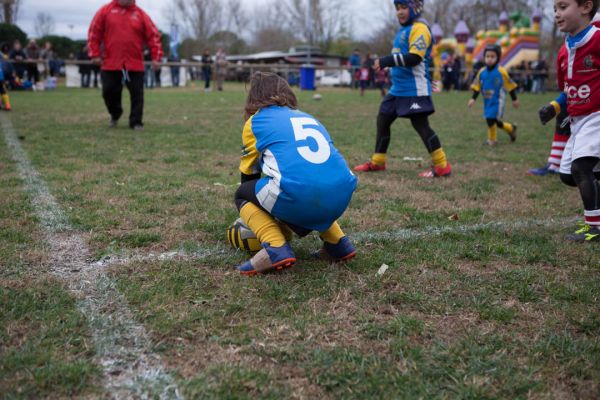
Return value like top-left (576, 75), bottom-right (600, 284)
top-left (468, 44), bottom-right (519, 146)
top-left (233, 72), bottom-right (358, 275)
top-left (354, 0), bottom-right (452, 178)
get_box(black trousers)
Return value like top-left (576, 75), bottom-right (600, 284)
top-left (101, 70), bottom-right (144, 128)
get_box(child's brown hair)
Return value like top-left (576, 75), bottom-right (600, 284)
top-left (577, 0), bottom-right (599, 19)
top-left (244, 72), bottom-right (298, 119)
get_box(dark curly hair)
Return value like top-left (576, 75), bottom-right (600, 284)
top-left (244, 72), bottom-right (298, 120)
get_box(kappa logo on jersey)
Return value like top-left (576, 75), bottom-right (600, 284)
top-left (409, 103), bottom-right (422, 110)
top-left (584, 55), bottom-right (594, 68)
top-left (412, 35), bottom-right (427, 51)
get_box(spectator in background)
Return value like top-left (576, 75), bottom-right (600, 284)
top-left (24, 39), bottom-right (41, 84)
top-left (374, 67), bottom-right (389, 97)
top-left (215, 47), bottom-right (227, 91)
top-left (201, 49), bottom-right (212, 91)
top-left (441, 54), bottom-right (456, 91)
top-left (154, 62), bottom-right (162, 88)
top-left (168, 52), bottom-right (180, 87)
top-left (358, 59), bottom-right (370, 96)
top-left (1, 43), bottom-right (16, 89)
top-left (532, 57), bottom-right (548, 94)
top-left (9, 40), bottom-right (26, 81)
top-left (364, 53), bottom-right (375, 88)
top-left (143, 47), bottom-right (154, 88)
top-left (91, 63), bottom-right (100, 88)
top-left (348, 48), bottom-right (361, 89)
top-left (77, 45), bottom-right (92, 88)
top-left (40, 41), bottom-right (59, 78)
top-left (452, 55), bottom-right (463, 90)
top-left (88, 0), bottom-right (163, 130)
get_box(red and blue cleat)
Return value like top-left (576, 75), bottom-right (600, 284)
top-left (237, 242), bottom-right (296, 276)
top-left (313, 236), bottom-right (356, 262)
top-left (354, 161), bottom-right (386, 172)
top-left (419, 162), bottom-right (452, 178)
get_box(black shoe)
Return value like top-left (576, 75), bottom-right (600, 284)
top-left (565, 224), bottom-right (600, 242)
top-left (131, 124), bottom-right (144, 131)
top-left (109, 119), bottom-right (118, 128)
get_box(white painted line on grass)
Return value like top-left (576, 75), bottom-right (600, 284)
top-left (1, 116), bottom-right (183, 400)
top-left (94, 217), bottom-right (578, 268)
top-left (352, 217), bottom-right (578, 242)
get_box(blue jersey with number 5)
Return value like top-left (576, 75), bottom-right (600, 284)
top-left (239, 106), bottom-right (357, 231)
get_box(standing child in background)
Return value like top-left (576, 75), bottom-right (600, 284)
top-left (0, 58), bottom-right (12, 110)
top-left (358, 62), bottom-right (370, 96)
top-left (468, 44), bottom-right (519, 146)
top-left (374, 67), bottom-right (389, 97)
top-left (550, 0), bottom-right (600, 241)
top-left (233, 72), bottom-right (358, 275)
top-left (354, 0), bottom-right (452, 178)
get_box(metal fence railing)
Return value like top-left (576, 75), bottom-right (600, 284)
top-left (2, 58), bottom-right (559, 91)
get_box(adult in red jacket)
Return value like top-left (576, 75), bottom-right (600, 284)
top-left (88, 0), bottom-right (163, 130)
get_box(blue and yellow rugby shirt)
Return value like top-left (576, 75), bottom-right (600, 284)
top-left (239, 106), bottom-right (357, 231)
top-left (390, 20), bottom-right (433, 97)
top-left (471, 65), bottom-right (517, 119)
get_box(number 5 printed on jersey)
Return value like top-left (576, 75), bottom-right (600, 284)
top-left (290, 117), bottom-right (331, 164)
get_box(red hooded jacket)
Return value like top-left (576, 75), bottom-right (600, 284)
top-left (87, 0), bottom-right (163, 71)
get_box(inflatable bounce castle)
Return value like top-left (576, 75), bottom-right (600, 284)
top-left (431, 9), bottom-right (541, 81)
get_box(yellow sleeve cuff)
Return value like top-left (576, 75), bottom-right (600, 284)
top-left (550, 101), bottom-right (561, 115)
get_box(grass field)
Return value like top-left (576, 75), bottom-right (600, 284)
top-left (1, 83), bottom-right (599, 399)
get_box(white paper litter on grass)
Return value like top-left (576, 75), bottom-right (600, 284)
top-left (213, 182), bottom-right (238, 187)
top-left (377, 264), bottom-right (389, 276)
top-left (403, 156), bottom-right (424, 161)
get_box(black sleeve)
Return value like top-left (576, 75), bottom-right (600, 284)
top-left (509, 89), bottom-right (517, 101)
top-left (241, 172), bottom-right (260, 183)
top-left (379, 53), bottom-right (423, 68)
top-left (471, 90), bottom-right (480, 100)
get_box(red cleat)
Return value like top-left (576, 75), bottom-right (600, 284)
top-left (354, 161), bottom-right (386, 172)
top-left (419, 162), bottom-right (452, 178)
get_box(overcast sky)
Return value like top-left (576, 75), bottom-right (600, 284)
top-left (18, 0), bottom-right (385, 41)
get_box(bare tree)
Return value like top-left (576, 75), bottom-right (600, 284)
top-left (169, 0), bottom-right (224, 45)
top-left (0, 0), bottom-right (22, 24)
top-left (34, 12), bottom-right (56, 37)
top-left (247, 1), bottom-right (298, 51)
top-left (281, 0), bottom-right (350, 52)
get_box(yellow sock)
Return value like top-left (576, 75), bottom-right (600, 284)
top-left (430, 148), bottom-right (447, 169)
top-left (500, 121), bottom-right (513, 135)
top-left (1, 94), bottom-right (10, 108)
top-left (371, 153), bottom-right (387, 166)
top-left (319, 221), bottom-right (345, 244)
top-left (239, 203), bottom-right (286, 247)
top-left (488, 125), bottom-right (497, 141)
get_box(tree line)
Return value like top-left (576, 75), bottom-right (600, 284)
top-left (0, 0), bottom-right (562, 61)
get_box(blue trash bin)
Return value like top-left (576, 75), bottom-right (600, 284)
top-left (299, 64), bottom-right (315, 90)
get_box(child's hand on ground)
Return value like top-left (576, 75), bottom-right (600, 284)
top-left (512, 99), bottom-right (520, 109)
top-left (467, 99), bottom-right (475, 108)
